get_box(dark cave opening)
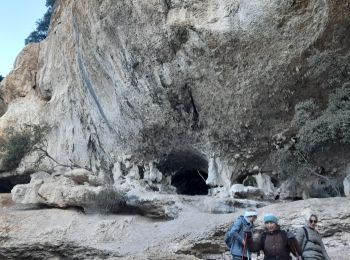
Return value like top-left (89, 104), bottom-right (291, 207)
top-left (171, 169), bottom-right (209, 195)
top-left (158, 150), bottom-right (210, 195)
top-left (0, 175), bottom-right (31, 193)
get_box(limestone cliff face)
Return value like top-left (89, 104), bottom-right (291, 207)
top-left (1, 0), bottom-right (350, 192)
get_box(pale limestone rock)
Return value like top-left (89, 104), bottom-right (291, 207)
top-left (128, 164), bottom-right (140, 180)
top-left (149, 162), bottom-right (162, 183)
top-left (277, 179), bottom-right (310, 200)
top-left (126, 190), bottom-right (180, 219)
top-left (112, 162), bottom-right (123, 183)
top-left (207, 157), bottom-right (233, 188)
top-left (253, 173), bottom-right (275, 195)
top-left (0, 43), bottom-right (40, 107)
top-left (206, 157), bottom-right (220, 187)
top-left (64, 168), bottom-right (91, 184)
top-left (11, 172), bottom-right (124, 212)
top-left (229, 184), bottom-right (264, 199)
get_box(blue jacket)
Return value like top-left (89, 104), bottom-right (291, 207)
top-left (227, 216), bottom-right (253, 257)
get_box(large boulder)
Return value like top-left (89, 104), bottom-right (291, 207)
top-left (11, 170), bottom-right (125, 213)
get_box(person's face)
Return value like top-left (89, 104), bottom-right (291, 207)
top-left (265, 221), bottom-right (277, 232)
top-left (308, 217), bottom-right (318, 229)
top-left (248, 215), bottom-right (257, 223)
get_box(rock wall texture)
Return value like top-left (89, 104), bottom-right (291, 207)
top-left (0, 196), bottom-right (349, 259)
top-left (0, 0), bottom-right (350, 195)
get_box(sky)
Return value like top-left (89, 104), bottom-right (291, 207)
top-left (0, 1), bottom-right (47, 77)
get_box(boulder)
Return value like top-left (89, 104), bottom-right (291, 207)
top-left (229, 184), bottom-right (264, 199)
top-left (125, 190), bottom-right (180, 219)
top-left (63, 168), bottom-right (91, 184)
top-left (11, 171), bottom-right (125, 213)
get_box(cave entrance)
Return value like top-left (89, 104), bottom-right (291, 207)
top-left (171, 169), bottom-right (209, 195)
top-left (158, 150), bottom-right (210, 196)
top-left (0, 175), bottom-right (30, 193)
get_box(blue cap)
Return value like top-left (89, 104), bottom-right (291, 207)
top-left (264, 214), bottom-right (278, 224)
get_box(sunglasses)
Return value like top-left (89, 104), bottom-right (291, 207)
top-left (309, 219), bottom-right (318, 224)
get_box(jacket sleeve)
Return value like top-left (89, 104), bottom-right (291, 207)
top-left (295, 228), bottom-right (305, 250)
top-left (227, 217), bottom-right (244, 245)
top-left (320, 239), bottom-right (331, 260)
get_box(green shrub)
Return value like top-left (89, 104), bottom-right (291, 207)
top-left (291, 99), bottom-right (319, 127)
top-left (25, 0), bottom-right (55, 44)
top-left (296, 88), bottom-right (350, 155)
top-left (0, 126), bottom-right (47, 170)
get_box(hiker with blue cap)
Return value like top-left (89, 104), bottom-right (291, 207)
top-left (224, 209), bottom-right (257, 260)
top-left (244, 213), bottom-right (302, 260)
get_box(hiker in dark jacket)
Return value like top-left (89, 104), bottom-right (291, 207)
top-left (246, 214), bottom-right (302, 260)
top-left (295, 214), bottom-right (331, 260)
top-left (226, 210), bottom-right (257, 260)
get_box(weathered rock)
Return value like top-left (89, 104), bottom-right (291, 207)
top-left (125, 190), bottom-right (180, 219)
top-left (229, 184), bottom-right (264, 199)
top-left (253, 173), bottom-right (276, 196)
top-left (0, 43), bottom-right (40, 108)
top-left (0, 197), bottom-right (348, 259)
top-left (0, 0), bottom-right (349, 192)
top-left (277, 178), bottom-right (310, 200)
top-left (11, 171), bottom-right (125, 213)
top-left (63, 168), bottom-right (91, 184)
top-left (199, 196), bottom-right (266, 214)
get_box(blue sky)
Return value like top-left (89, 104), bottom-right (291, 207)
top-left (0, 1), bottom-right (47, 77)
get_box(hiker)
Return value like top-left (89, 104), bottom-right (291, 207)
top-left (295, 214), bottom-right (331, 260)
top-left (245, 214), bottom-right (302, 260)
top-left (225, 209), bottom-right (257, 260)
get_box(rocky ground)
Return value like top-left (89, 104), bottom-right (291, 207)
top-left (0, 193), bottom-right (349, 260)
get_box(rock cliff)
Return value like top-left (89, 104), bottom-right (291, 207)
top-left (0, 0), bottom-right (350, 258)
top-left (1, 0), bottom-right (350, 195)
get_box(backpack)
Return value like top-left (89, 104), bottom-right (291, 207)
top-left (224, 216), bottom-right (244, 249)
